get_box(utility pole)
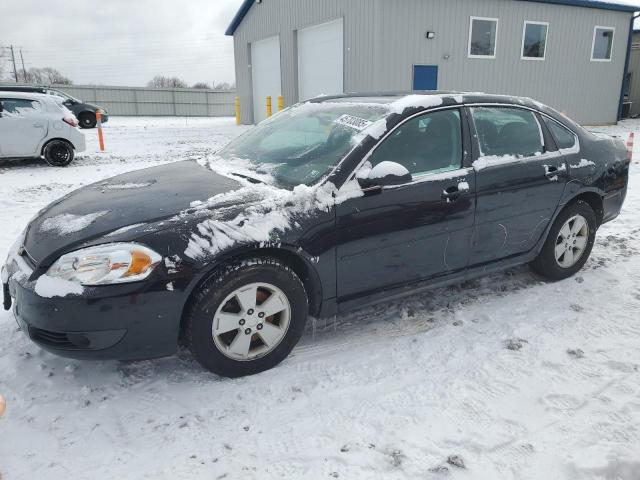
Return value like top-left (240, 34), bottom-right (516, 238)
top-left (10, 45), bottom-right (18, 82)
top-left (19, 49), bottom-right (27, 82)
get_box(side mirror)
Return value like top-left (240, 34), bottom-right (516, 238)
top-left (357, 161), bottom-right (412, 189)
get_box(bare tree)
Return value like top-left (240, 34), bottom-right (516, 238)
top-left (147, 75), bottom-right (188, 89)
top-left (212, 81), bottom-right (235, 91)
top-left (191, 82), bottom-right (211, 89)
top-left (24, 67), bottom-right (72, 85)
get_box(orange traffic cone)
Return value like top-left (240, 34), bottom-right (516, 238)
top-left (626, 132), bottom-right (635, 162)
top-left (0, 394), bottom-right (5, 418)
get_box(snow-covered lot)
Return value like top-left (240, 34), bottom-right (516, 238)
top-left (1, 117), bottom-right (639, 480)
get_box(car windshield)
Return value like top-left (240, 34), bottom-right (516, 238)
top-left (217, 101), bottom-right (389, 188)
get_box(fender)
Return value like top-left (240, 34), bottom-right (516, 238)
top-left (180, 242), bottom-right (327, 318)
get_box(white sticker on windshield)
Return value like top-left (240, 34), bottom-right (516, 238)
top-left (333, 114), bottom-right (373, 131)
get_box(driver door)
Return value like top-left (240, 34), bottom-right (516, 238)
top-left (335, 108), bottom-right (476, 307)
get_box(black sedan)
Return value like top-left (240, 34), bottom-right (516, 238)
top-left (2, 93), bottom-right (630, 377)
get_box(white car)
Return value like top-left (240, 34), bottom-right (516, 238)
top-left (0, 91), bottom-right (86, 167)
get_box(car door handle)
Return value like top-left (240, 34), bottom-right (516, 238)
top-left (441, 182), bottom-right (469, 202)
top-left (544, 165), bottom-right (566, 179)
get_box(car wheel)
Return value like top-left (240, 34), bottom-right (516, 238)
top-left (185, 257), bottom-right (308, 377)
top-left (43, 140), bottom-right (75, 167)
top-left (531, 200), bottom-right (597, 281)
top-left (79, 112), bottom-right (97, 129)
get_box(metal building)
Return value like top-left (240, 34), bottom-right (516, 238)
top-left (628, 29), bottom-right (640, 117)
top-left (225, 0), bottom-right (637, 125)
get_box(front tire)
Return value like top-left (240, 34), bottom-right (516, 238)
top-left (43, 140), bottom-right (74, 167)
top-left (531, 200), bottom-right (597, 280)
top-left (185, 258), bottom-right (308, 377)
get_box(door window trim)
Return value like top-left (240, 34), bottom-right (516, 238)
top-left (346, 106), bottom-right (472, 188)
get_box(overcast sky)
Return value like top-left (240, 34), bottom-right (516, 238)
top-left (1, 0), bottom-right (638, 88)
top-left (1, 0), bottom-right (243, 87)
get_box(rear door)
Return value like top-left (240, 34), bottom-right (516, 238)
top-left (469, 105), bottom-right (567, 265)
top-left (336, 108), bottom-right (475, 306)
top-left (0, 98), bottom-right (47, 157)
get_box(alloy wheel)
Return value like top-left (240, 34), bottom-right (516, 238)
top-left (554, 214), bottom-right (589, 268)
top-left (212, 282), bottom-right (291, 361)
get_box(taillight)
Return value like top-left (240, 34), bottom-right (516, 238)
top-left (63, 116), bottom-right (78, 127)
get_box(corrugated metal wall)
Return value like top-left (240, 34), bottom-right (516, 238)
top-left (233, 0), bottom-right (632, 125)
top-left (52, 85), bottom-right (236, 117)
top-left (629, 32), bottom-right (640, 117)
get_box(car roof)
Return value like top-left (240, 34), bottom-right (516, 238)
top-left (0, 91), bottom-right (57, 101)
top-left (310, 91), bottom-right (550, 112)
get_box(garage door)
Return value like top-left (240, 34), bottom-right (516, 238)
top-left (251, 36), bottom-right (282, 123)
top-left (297, 18), bottom-right (344, 101)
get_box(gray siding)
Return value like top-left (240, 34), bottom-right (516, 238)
top-left (233, 0), bottom-right (632, 125)
top-left (629, 32), bottom-right (640, 117)
top-left (52, 85), bottom-right (236, 117)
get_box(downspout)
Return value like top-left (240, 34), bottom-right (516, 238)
top-left (618, 12), bottom-right (639, 121)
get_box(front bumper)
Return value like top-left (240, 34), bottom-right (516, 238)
top-left (3, 257), bottom-right (183, 361)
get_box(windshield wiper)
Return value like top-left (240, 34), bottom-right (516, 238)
top-left (229, 172), bottom-right (264, 184)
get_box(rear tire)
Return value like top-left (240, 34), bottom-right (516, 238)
top-left (43, 140), bottom-right (74, 167)
top-left (531, 200), bottom-right (597, 281)
top-left (79, 112), bottom-right (97, 129)
top-left (185, 258), bottom-right (308, 377)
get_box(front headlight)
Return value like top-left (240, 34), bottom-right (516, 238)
top-left (47, 243), bottom-right (162, 286)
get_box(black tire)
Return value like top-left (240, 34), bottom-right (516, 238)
top-left (79, 112), bottom-right (96, 129)
top-left (43, 140), bottom-right (74, 167)
top-left (185, 257), bottom-right (308, 377)
top-left (531, 200), bottom-right (597, 281)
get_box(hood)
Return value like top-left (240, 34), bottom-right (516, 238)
top-left (23, 160), bottom-right (241, 266)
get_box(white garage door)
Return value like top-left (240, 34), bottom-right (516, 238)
top-left (297, 18), bottom-right (344, 101)
top-left (251, 36), bottom-right (282, 123)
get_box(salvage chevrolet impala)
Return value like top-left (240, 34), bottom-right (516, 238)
top-left (2, 93), bottom-right (630, 377)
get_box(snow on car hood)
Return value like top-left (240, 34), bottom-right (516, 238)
top-left (22, 160), bottom-right (241, 266)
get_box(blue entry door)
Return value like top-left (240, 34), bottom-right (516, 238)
top-left (413, 65), bottom-right (438, 91)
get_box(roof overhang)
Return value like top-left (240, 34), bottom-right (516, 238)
top-left (225, 0), bottom-right (638, 36)
top-left (225, 0), bottom-right (254, 36)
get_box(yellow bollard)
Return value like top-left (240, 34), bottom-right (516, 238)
top-left (235, 97), bottom-right (241, 125)
top-left (277, 95), bottom-right (284, 112)
top-left (266, 96), bottom-right (272, 118)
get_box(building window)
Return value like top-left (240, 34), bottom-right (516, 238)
top-left (468, 17), bottom-right (499, 59)
top-left (522, 21), bottom-right (549, 60)
top-left (591, 26), bottom-right (615, 62)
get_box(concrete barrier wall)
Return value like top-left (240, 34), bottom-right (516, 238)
top-left (52, 85), bottom-right (236, 117)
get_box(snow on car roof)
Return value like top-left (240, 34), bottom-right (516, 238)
top-left (0, 91), bottom-right (54, 101)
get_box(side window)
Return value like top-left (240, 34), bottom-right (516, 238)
top-left (369, 109), bottom-right (463, 176)
top-left (0, 98), bottom-right (41, 117)
top-left (543, 117), bottom-right (577, 150)
top-left (469, 17), bottom-right (499, 58)
top-left (591, 27), bottom-right (614, 62)
top-left (471, 107), bottom-right (544, 158)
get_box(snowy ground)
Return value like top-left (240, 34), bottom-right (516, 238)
top-left (1, 116), bottom-right (639, 480)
